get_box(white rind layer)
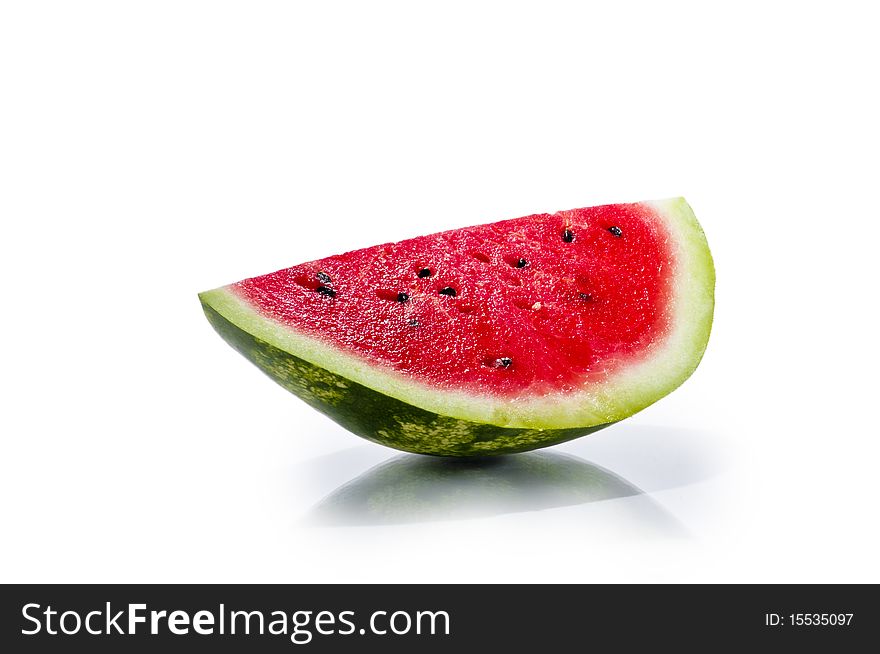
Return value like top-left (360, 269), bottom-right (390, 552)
top-left (199, 198), bottom-right (715, 429)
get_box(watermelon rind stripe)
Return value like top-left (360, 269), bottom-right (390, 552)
top-left (201, 302), bottom-right (610, 456)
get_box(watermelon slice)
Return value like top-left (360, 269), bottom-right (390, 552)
top-left (200, 198), bottom-right (714, 456)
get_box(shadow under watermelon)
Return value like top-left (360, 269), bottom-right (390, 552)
top-left (306, 450), bottom-right (685, 532)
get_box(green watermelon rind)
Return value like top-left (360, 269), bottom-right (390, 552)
top-left (201, 301), bottom-right (610, 456)
top-left (199, 197), bottom-right (714, 455)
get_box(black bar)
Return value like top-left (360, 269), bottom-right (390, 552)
top-left (1, 584), bottom-right (875, 652)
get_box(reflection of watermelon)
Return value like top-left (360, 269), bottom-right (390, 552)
top-left (200, 198), bottom-right (714, 456)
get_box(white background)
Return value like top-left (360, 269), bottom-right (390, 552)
top-left (2, 1), bottom-right (878, 583)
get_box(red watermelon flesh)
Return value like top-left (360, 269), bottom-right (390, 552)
top-left (234, 203), bottom-right (671, 395)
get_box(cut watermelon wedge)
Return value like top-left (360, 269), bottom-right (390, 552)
top-left (200, 198), bottom-right (714, 456)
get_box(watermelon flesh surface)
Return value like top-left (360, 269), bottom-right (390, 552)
top-left (235, 203), bottom-right (671, 395)
top-left (200, 198), bottom-right (714, 455)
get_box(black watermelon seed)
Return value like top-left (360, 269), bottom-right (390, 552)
top-left (608, 225), bottom-right (623, 237)
top-left (418, 268), bottom-right (432, 278)
top-left (316, 271), bottom-right (332, 284)
top-left (397, 292), bottom-right (409, 302)
top-left (408, 318), bottom-right (420, 327)
top-left (439, 287), bottom-right (457, 297)
top-left (316, 285), bottom-right (336, 298)
top-left (578, 292), bottom-right (593, 301)
top-left (498, 357), bottom-right (513, 368)
top-left (516, 258), bottom-right (528, 268)
top-left (562, 229), bottom-right (575, 243)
